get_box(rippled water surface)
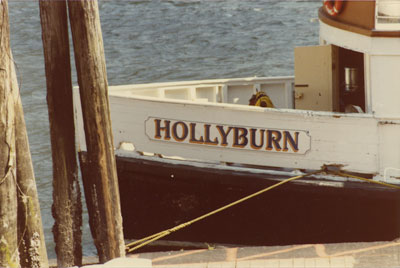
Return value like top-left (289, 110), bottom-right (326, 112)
top-left (9, 0), bottom-right (320, 258)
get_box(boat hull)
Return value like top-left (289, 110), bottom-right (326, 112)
top-left (80, 153), bottom-right (400, 248)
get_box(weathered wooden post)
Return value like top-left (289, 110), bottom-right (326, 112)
top-left (11, 58), bottom-right (49, 268)
top-left (67, 0), bottom-right (125, 263)
top-left (0, 1), bottom-right (19, 267)
top-left (39, 1), bottom-right (83, 267)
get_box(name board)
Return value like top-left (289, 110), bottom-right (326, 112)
top-left (145, 117), bottom-right (311, 154)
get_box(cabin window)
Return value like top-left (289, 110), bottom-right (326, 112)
top-left (337, 48), bottom-right (366, 113)
top-left (294, 45), bottom-right (366, 113)
top-left (375, 0), bottom-right (400, 30)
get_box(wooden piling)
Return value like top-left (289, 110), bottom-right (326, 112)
top-left (67, 0), bottom-right (125, 263)
top-left (39, 1), bottom-right (82, 267)
top-left (11, 56), bottom-right (49, 268)
top-left (0, 1), bottom-right (19, 267)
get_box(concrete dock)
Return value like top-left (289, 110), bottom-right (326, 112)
top-left (129, 240), bottom-right (400, 268)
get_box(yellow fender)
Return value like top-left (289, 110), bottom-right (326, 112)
top-left (249, 91), bottom-right (274, 108)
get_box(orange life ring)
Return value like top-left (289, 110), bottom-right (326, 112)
top-left (324, 0), bottom-right (343, 16)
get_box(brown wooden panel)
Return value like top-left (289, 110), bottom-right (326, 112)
top-left (339, 0), bottom-right (375, 30)
top-left (321, 1), bottom-right (375, 30)
top-left (320, 1), bottom-right (400, 37)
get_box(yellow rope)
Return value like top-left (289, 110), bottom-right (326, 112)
top-left (125, 170), bottom-right (323, 253)
top-left (326, 170), bottom-right (400, 190)
top-left (125, 168), bottom-right (400, 253)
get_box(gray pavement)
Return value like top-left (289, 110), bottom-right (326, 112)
top-left (130, 240), bottom-right (400, 268)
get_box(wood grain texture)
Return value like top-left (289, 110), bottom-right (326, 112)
top-left (0, 1), bottom-right (19, 267)
top-left (67, 0), bottom-right (125, 263)
top-left (11, 56), bottom-right (49, 268)
top-left (39, 1), bottom-right (82, 267)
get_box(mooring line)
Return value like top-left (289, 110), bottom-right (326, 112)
top-left (326, 170), bottom-right (400, 190)
top-left (125, 167), bottom-right (400, 253)
top-left (125, 170), bottom-right (323, 253)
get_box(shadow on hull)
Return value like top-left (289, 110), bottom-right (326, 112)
top-left (82, 153), bottom-right (400, 251)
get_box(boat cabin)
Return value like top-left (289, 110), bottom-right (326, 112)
top-left (317, 0), bottom-right (400, 117)
top-left (74, 0), bottom-right (400, 184)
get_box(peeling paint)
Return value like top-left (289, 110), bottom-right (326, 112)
top-left (378, 120), bottom-right (400, 125)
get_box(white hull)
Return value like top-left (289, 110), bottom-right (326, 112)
top-left (72, 0), bottom-right (400, 248)
top-left (74, 76), bottom-right (400, 183)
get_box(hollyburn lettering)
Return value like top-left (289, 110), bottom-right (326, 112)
top-left (151, 118), bottom-right (304, 153)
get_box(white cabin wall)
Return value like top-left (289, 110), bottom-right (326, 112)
top-left (73, 87), bottom-right (87, 152)
top-left (319, 20), bottom-right (400, 180)
top-left (378, 122), bottom-right (400, 181)
top-left (320, 21), bottom-right (400, 118)
top-left (364, 53), bottom-right (372, 114)
top-left (369, 55), bottom-right (400, 117)
top-left (320, 22), bottom-right (400, 55)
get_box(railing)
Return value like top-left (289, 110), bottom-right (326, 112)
top-left (375, 0), bottom-right (400, 30)
top-left (109, 76), bottom-right (295, 109)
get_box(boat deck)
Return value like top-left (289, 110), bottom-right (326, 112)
top-left (130, 240), bottom-right (400, 268)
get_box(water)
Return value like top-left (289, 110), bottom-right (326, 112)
top-left (8, 0), bottom-right (320, 259)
